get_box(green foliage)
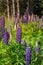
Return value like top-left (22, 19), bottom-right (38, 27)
top-left (0, 42), bottom-right (26, 65)
top-left (0, 19), bottom-right (43, 65)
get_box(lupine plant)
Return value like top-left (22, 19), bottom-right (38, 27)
top-left (26, 44), bottom-right (31, 65)
top-left (16, 23), bottom-right (22, 43)
top-left (0, 16), bottom-right (5, 29)
top-left (0, 17), bottom-right (43, 65)
top-left (22, 7), bottom-right (28, 23)
top-left (0, 16), bottom-right (5, 39)
top-left (3, 28), bottom-right (9, 44)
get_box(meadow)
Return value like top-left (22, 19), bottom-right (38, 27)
top-left (0, 19), bottom-right (43, 65)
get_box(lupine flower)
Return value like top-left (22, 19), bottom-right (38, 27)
top-left (16, 23), bottom-right (22, 43)
top-left (22, 7), bottom-right (28, 23)
top-left (35, 41), bottom-right (40, 55)
top-left (26, 44), bottom-right (31, 65)
top-left (3, 28), bottom-right (9, 44)
top-left (21, 39), bottom-right (26, 46)
top-left (22, 15), bottom-right (28, 23)
top-left (0, 16), bottom-right (5, 38)
top-left (0, 16), bottom-right (5, 32)
top-left (0, 16), bottom-right (5, 28)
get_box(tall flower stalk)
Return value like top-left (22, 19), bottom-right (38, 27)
top-left (22, 7), bottom-right (28, 23)
top-left (0, 16), bottom-right (5, 29)
top-left (3, 28), bottom-right (9, 44)
top-left (16, 23), bottom-right (22, 43)
top-left (0, 16), bottom-right (5, 38)
top-left (26, 44), bottom-right (31, 65)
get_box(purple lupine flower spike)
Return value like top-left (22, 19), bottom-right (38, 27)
top-left (0, 16), bottom-right (5, 29)
top-left (1, 16), bottom-right (5, 28)
top-left (22, 7), bottom-right (28, 23)
top-left (35, 41), bottom-right (39, 55)
top-left (3, 28), bottom-right (9, 44)
top-left (26, 44), bottom-right (31, 65)
top-left (16, 23), bottom-right (22, 43)
top-left (0, 16), bottom-right (5, 38)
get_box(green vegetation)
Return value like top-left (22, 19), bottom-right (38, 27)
top-left (0, 20), bottom-right (43, 65)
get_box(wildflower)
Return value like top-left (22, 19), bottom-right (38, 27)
top-left (0, 16), bottom-right (5, 38)
top-left (22, 7), bottom-right (28, 23)
top-left (1, 16), bottom-right (5, 28)
top-left (26, 44), bottom-right (31, 65)
top-left (16, 23), bottom-right (22, 43)
top-left (3, 28), bottom-right (9, 44)
top-left (22, 15), bottom-right (28, 23)
top-left (21, 39), bottom-right (26, 46)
